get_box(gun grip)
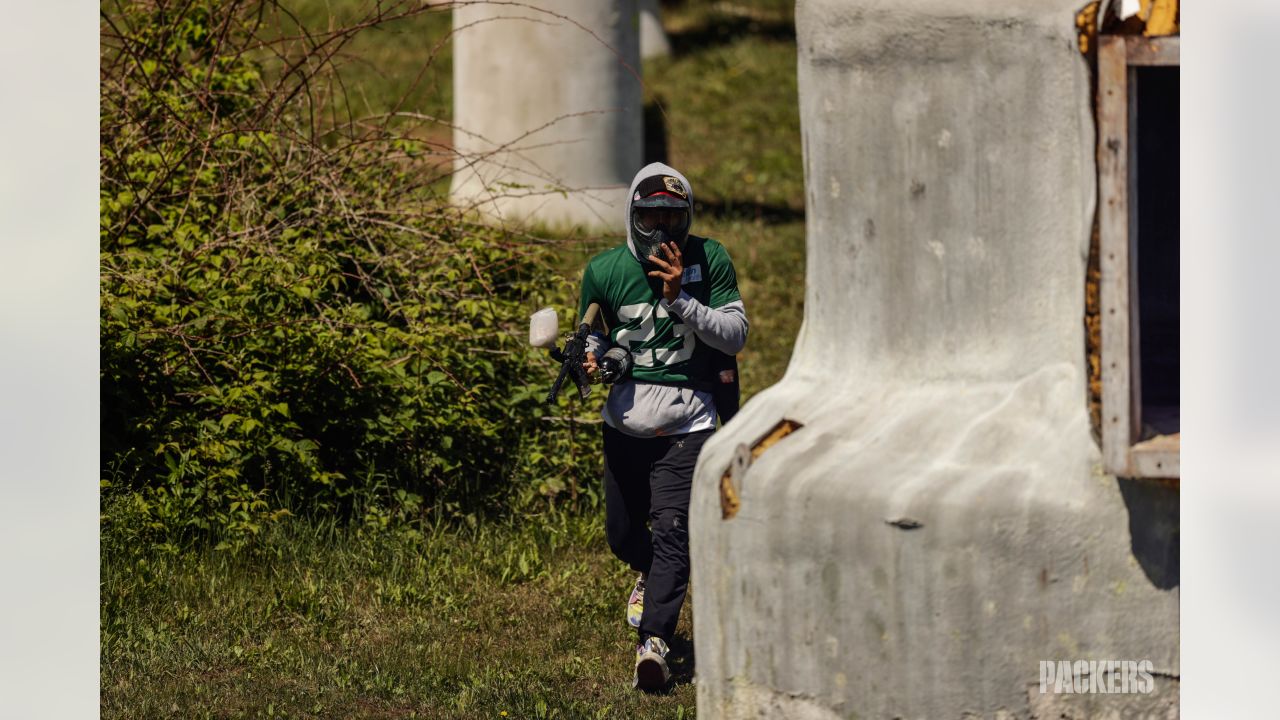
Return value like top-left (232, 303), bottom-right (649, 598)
top-left (572, 362), bottom-right (593, 401)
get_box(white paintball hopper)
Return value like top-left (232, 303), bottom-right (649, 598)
top-left (528, 307), bottom-right (559, 349)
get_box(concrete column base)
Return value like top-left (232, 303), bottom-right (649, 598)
top-left (690, 1), bottom-right (1180, 716)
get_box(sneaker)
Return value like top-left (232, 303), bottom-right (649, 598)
top-left (626, 574), bottom-right (645, 629)
top-left (633, 636), bottom-right (671, 690)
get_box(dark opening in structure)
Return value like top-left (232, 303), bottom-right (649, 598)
top-left (1135, 66), bottom-right (1179, 438)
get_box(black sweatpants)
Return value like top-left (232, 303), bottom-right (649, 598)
top-left (602, 424), bottom-right (713, 643)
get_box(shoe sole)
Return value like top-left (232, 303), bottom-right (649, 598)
top-left (635, 653), bottom-right (669, 691)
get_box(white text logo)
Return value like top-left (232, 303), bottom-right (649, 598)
top-left (1038, 660), bottom-right (1155, 694)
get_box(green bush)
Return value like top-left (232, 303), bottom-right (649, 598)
top-left (100, 0), bottom-right (600, 550)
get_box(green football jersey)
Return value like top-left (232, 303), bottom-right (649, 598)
top-left (577, 235), bottom-right (741, 385)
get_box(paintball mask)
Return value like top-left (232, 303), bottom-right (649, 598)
top-left (630, 174), bottom-right (691, 263)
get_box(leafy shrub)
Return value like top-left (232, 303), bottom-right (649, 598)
top-left (100, 0), bottom-right (600, 549)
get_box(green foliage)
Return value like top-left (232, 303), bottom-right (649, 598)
top-left (100, 0), bottom-right (598, 549)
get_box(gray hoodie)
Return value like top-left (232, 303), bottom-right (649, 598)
top-left (588, 163), bottom-right (749, 437)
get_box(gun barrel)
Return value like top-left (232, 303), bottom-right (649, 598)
top-left (581, 302), bottom-right (600, 329)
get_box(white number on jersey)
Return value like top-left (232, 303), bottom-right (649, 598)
top-left (614, 302), bottom-right (695, 368)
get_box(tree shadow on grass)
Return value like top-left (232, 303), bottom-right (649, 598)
top-left (695, 197), bottom-right (805, 224)
top-left (668, 16), bottom-right (796, 58)
top-left (667, 633), bottom-right (695, 686)
top-left (644, 101), bottom-right (669, 166)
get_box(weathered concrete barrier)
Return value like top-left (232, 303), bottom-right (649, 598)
top-left (451, 1), bottom-right (641, 231)
top-left (690, 1), bottom-right (1179, 717)
top-left (639, 0), bottom-right (672, 59)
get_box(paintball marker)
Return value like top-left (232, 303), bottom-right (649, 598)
top-left (529, 303), bottom-right (601, 404)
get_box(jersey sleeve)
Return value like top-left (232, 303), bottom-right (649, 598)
top-left (577, 262), bottom-right (612, 354)
top-left (707, 242), bottom-right (742, 308)
top-left (577, 262), bottom-right (601, 321)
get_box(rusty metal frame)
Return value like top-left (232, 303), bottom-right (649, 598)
top-left (1097, 35), bottom-right (1180, 480)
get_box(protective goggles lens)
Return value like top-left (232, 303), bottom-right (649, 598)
top-left (633, 206), bottom-right (688, 234)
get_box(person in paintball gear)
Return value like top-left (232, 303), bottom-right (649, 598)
top-left (577, 162), bottom-right (748, 690)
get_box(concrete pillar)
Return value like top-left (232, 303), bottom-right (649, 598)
top-left (639, 0), bottom-right (672, 59)
top-left (450, 1), bottom-right (641, 231)
top-left (690, 1), bottom-right (1179, 718)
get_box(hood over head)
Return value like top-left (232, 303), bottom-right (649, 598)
top-left (626, 162), bottom-right (694, 264)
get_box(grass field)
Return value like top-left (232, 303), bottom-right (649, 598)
top-left (102, 1), bottom-right (804, 716)
top-left (103, 515), bottom-right (700, 718)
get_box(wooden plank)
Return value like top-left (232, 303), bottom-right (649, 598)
top-left (1126, 36), bottom-right (1180, 66)
top-left (1130, 449), bottom-right (1180, 480)
top-left (1132, 433), bottom-right (1180, 453)
top-left (1127, 64), bottom-right (1144, 447)
top-left (1097, 36), bottom-right (1133, 476)
top-left (1130, 433), bottom-right (1180, 479)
